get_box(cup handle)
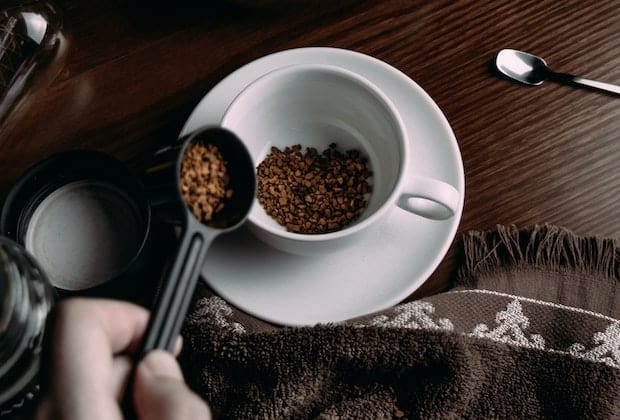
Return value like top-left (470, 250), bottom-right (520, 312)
top-left (396, 176), bottom-right (460, 220)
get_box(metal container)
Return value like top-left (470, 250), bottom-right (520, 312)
top-left (0, 236), bottom-right (54, 416)
top-left (0, 150), bottom-right (163, 300)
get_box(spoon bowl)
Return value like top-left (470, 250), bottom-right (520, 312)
top-left (494, 49), bottom-right (620, 96)
top-left (495, 49), bottom-right (548, 86)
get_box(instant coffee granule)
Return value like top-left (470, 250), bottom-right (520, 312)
top-left (180, 142), bottom-right (233, 223)
top-left (257, 143), bottom-right (372, 234)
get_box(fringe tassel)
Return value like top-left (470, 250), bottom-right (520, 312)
top-left (456, 224), bottom-right (619, 317)
top-left (458, 224), bottom-right (618, 282)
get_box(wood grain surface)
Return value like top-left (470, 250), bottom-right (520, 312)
top-left (1, 0), bottom-right (619, 299)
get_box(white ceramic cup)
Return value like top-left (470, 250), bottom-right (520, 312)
top-left (221, 63), bottom-right (460, 255)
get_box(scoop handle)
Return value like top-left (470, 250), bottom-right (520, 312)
top-left (139, 218), bottom-right (216, 354)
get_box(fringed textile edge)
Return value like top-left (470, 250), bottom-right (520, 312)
top-left (457, 224), bottom-right (619, 287)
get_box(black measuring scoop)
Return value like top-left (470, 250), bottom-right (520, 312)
top-left (140, 126), bottom-right (255, 354)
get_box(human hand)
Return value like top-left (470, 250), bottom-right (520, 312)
top-left (35, 298), bottom-right (211, 420)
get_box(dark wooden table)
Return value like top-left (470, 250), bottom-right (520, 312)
top-left (1, 0), bottom-right (619, 300)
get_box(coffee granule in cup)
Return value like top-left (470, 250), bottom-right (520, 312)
top-left (256, 143), bottom-right (372, 234)
top-left (180, 142), bottom-right (233, 223)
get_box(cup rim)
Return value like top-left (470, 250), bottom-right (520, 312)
top-left (221, 62), bottom-right (409, 243)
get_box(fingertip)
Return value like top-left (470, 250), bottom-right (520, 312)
top-left (138, 350), bottom-right (184, 381)
top-left (173, 335), bottom-right (183, 356)
top-left (134, 351), bottom-right (212, 420)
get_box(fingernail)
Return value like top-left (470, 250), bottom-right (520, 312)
top-left (173, 335), bottom-right (183, 355)
top-left (140, 350), bottom-right (184, 380)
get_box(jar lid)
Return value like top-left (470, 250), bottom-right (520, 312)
top-left (0, 150), bottom-right (155, 298)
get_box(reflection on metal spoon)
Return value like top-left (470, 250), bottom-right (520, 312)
top-left (495, 49), bottom-right (620, 96)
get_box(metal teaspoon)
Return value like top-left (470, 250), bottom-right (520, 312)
top-left (495, 49), bottom-right (620, 96)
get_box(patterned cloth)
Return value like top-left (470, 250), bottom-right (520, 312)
top-left (180, 225), bottom-right (620, 419)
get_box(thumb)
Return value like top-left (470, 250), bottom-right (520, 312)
top-left (134, 350), bottom-right (211, 420)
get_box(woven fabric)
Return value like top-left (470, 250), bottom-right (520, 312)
top-left (180, 224), bottom-right (620, 419)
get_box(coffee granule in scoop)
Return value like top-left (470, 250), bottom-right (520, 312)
top-left (180, 143), bottom-right (233, 223)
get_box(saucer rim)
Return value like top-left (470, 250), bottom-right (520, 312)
top-left (181, 47), bottom-right (464, 326)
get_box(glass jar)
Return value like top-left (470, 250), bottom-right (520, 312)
top-left (0, 236), bottom-right (54, 416)
top-left (0, 0), bottom-right (66, 127)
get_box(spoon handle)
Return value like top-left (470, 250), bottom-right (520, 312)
top-left (122, 222), bottom-right (215, 419)
top-left (139, 223), bottom-right (215, 354)
top-left (550, 72), bottom-right (620, 96)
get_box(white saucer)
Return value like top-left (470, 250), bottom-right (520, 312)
top-left (181, 47), bottom-right (464, 326)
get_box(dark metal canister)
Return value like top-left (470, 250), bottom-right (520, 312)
top-left (0, 236), bottom-right (54, 416)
